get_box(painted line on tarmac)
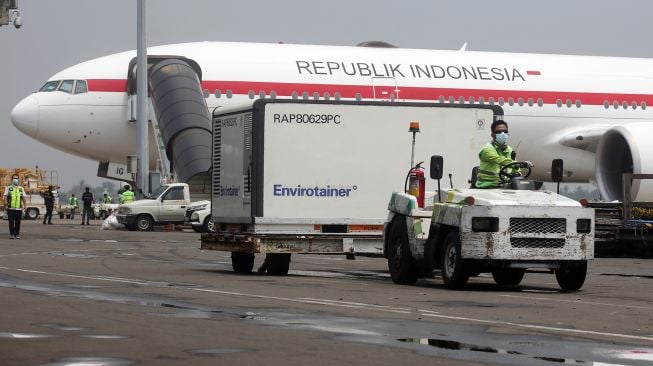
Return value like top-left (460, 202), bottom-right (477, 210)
top-left (2, 265), bottom-right (653, 343)
top-left (190, 288), bottom-right (412, 314)
top-left (416, 311), bottom-right (653, 342)
top-left (186, 288), bottom-right (653, 342)
top-left (300, 297), bottom-right (412, 312)
top-left (0, 265), bottom-right (408, 313)
top-left (0, 266), bottom-right (154, 286)
top-left (418, 309), bottom-right (440, 314)
top-left (0, 252), bottom-right (42, 258)
top-left (500, 294), bottom-right (653, 310)
top-left (0, 248), bottom-right (137, 259)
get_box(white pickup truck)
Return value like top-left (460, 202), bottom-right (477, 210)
top-left (116, 183), bottom-right (192, 231)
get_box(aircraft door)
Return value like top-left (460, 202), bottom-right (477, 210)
top-left (372, 77), bottom-right (400, 101)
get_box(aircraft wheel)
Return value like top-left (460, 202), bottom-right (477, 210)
top-left (555, 261), bottom-right (587, 291)
top-left (387, 216), bottom-right (418, 285)
top-left (440, 231), bottom-right (469, 290)
top-left (231, 252), bottom-right (255, 273)
top-left (492, 269), bottom-right (525, 286)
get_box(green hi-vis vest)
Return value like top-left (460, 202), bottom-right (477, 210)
top-left (7, 186), bottom-right (24, 209)
top-left (475, 141), bottom-right (515, 188)
top-left (69, 197), bottom-right (78, 206)
top-left (121, 190), bottom-right (135, 203)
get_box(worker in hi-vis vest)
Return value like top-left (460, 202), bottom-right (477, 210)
top-left (4, 174), bottom-right (27, 239)
top-left (475, 120), bottom-right (532, 189)
top-left (68, 194), bottom-right (78, 220)
top-left (120, 185), bottom-right (135, 204)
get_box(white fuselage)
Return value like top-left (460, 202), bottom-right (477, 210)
top-left (10, 41), bottom-right (653, 190)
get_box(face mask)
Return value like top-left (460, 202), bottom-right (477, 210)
top-left (495, 132), bottom-right (509, 145)
top-left (12, 179), bottom-right (19, 186)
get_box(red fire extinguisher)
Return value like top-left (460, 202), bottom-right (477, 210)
top-left (408, 165), bottom-right (426, 208)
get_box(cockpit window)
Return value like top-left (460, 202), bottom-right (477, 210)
top-left (74, 80), bottom-right (88, 94)
top-left (58, 80), bottom-right (74, 94)
top-left (39, 80), bottom-right (61, 92)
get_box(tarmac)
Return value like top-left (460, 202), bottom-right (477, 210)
top-left (0, 218), bottom-right (652, 365)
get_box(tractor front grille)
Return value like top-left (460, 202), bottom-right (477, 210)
top-left (511, 238), bottom-right (565, 249)
top-left (510, 218), bottom-right (566, 234)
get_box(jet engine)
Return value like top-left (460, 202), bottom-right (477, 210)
top-left (595, 123), bottom-right (653, 202)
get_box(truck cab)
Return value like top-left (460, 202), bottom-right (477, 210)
top-left (116, 183), bottom-right (190, 231)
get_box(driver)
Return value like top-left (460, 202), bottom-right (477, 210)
top-left (475, 119), bottom-right (532, 188)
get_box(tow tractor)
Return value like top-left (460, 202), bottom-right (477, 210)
top-left (384, 125), bottom-right (594, 291)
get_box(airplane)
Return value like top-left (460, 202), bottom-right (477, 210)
top-left (9, 41), bottom-right (653, 201)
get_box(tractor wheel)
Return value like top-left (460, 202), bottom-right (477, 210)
top-left (555, 261), bottom-right (587, 291)
top-left (387, 217), bottom-right (418, 285)
top-left (492, 269), bottom-right (525, 286)
top-left (440, 231), bottom-right (469, 290)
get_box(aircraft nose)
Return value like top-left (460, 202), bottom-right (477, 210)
top-left (10, 94), bottom-right (40, 138)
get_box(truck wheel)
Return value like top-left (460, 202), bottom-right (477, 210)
top-left (387, 218), bottom-right (418, 285)
top-left (136, 215), bottom-right (154, 231)
top-left (203, 215), bottom-right (216, 233)
top-left (555, 261), bottom-right (587, 291)
top-left (266, 253), bottom-right (291, 276)
top-left (440, 231), bottom-right (469, 290)
top-left (59, 212), bottom-right (64, 219)
top-left (26, 208), bottom-right (39, 220)
top-left (492, 269), bottom-right (525, 286)
top-left (231, 252), bottom-right (255, 273)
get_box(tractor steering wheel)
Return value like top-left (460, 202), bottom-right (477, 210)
top-left (498, 162), bottom-right (532, 183)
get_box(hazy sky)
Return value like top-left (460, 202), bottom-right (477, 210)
top-left (1, 0), bottom-right (651, 191)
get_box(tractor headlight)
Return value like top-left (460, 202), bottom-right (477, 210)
top-left (471, 217), bottom-right (499, 232)
top-left (577, 219), bottom-right (592, 233)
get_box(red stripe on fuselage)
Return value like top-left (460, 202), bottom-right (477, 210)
top-left (86, 79), bottom-right (653, 106)
top-left (87, 79), bottom-right (128, 92)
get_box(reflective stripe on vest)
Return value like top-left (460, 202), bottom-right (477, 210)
top-left (478, 169), bottom-right (497, 176)
top-left (8, 186), bottom-right (23, 209)
top-left (476, 142), bottom-right (514, 188)
top-left (122, 191), bottom-right (135, 203)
